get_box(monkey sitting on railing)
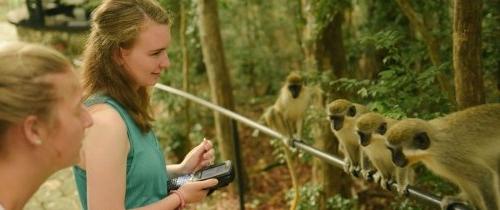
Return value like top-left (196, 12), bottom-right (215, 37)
top-left (254, 72), bottom-right (313, 139)
top-left (254, 72), bottom-right (315, 210)
top-left (386, 103), bottom-right (500, 210)
top-left (327, 99), bottom-right (372, 178)
top-left (355, 112), bottom-right (414, 194)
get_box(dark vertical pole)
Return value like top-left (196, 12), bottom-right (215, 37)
top-left (231, 120), bottom-right (245, 210)
top-left (26, 0), bottom-right (45, 26)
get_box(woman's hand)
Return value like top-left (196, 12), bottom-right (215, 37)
top-left (180, 138), bottom-right (215, 174)
top-left (177, 179), bottom-right (218, 204)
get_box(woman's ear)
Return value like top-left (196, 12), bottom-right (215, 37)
top-left (22, 115), bottom-right (43, 146)
top-left (113, 47), bottom-right (125, 66)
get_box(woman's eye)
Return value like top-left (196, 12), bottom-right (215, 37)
top-left (150, 50), bottom-right (164, 56)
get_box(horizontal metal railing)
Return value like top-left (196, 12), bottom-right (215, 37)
top-left (154, 83), bottom-right (471, 210)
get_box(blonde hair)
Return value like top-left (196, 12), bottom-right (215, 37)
top-left (83, 0), bottom-right (170, 133)
top-left (0, 42), bottom-right (71, 135)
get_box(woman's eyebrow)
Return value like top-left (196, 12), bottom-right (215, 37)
top-left (149, 47), bottom-right (166, 53)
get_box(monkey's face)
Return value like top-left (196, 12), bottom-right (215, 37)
top-left (386, 119), bottom-right (432, 167)
top-left (356, 113), bottom-right (387, 146)
top-left (356, 130), bottom-right (371, 146)
top-left (288, 84), bottom-right (302, 98)
top-left (386, 145), bottom-right (408, 167)
top-left (327, 99), bottom-right (357, 131)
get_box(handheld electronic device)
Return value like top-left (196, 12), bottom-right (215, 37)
top-left (168, 160), bottom-right (234, 192)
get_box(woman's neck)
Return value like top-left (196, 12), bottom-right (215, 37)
top-left (0, 154), bottom-right (53, 210)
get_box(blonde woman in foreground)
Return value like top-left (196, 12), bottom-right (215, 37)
top-left (0, 42), bottom-right (93, 210)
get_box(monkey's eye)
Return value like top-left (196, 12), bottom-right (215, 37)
top-left (377, 123), bottom-right (387, 135)
top-left (347, 106), bottom-right (356, 117)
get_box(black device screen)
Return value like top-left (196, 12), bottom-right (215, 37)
top-left (201, 165), bottom-right (225, 179)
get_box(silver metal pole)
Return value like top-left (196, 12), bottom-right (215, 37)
top-left (154, 83), bottom-right (471, 210)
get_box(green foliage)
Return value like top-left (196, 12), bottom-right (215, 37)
top-left (268, 138), bottom-right (287, 164)
top-left (414, 165), bottom-right (458, 197)
top-left (482, 0), bottom-right (500, 103)
top-left (390, 199), bottom-right (425, 210)
top-left (327, 194), bottom-right (359, 210)
top-left (285, 183), bottom-right (322, 210)
top-left (285, 183), bottom-right (359, 210)
top-left (217, 0), bottom-right (302, 99)
top-left (83, 0), bottom-right (101, 11)
top-left (312, 0), bottom-right (350, 37)
top-left (336, 28), bottom-right (452, 119)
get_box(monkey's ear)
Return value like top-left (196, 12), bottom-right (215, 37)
top-left (347, 106), bottom-right (356, 117)
top-left (413, 132), bottom-right (430, 150)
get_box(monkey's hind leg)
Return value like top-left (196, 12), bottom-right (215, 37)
top-left (444, 167), bottom-right (499, 210)
top-left (474, 168), bottom-right (500, 210)
top-left (360, 151), bottom-right (376, 181)
top-left (394, 167), bottom-right (413, 196)
top-left (343, 144), bottom-right (361, 177)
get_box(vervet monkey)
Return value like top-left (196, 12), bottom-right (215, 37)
top-left (385, 104), bottom-right (500, 210)
top-left (273, 72), bottom-right (312, 138)
top-left (327, 99), bottom-right (370, 177)
top-left (256, 72), bottom-right (314, 210)
top-left (355, 112), bottom-right (414, 194)
top-left (255, 72), bottom-right (312, 138)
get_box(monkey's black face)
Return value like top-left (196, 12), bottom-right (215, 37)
top-left (329, 115), bottom-right (344, 131)
top-left (288, 84), bottom-right (302, 98)
top-left (357, 130), bottom-right (371, 146)
top-left (387, 146), bottom-right (408, 167)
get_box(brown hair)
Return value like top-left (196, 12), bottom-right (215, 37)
top-left (0, 42), bottom-right (71, 135)
top-left (82, 0), bottom-right (170, 133)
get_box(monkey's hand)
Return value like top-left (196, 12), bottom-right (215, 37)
top-left (343, 159), bottom-right (360, 177)
top-left (440, 195), bottom-right (469, 210)
top-left (395, 182), bottom-right (409, 196)
top-left (378, 175), bottom-right (394, 191)
top-left (361, 169), bottom-right (376, 182)
top-left (343, 158), bottom-right (352, 174)
top-left (372, 171), bottom-right (383, 184)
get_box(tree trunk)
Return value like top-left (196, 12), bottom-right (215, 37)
top-left (299, 0), bottom-right (318, 71)
top-left (453, 0), bottom-right (485, 110)
top-left (328, 13), bottom-right (346, 79)
top-left (347, 0), bottom-right (380, 80)
top-left (316, 11), bottom-right (350, 99)
top-left (396, 0), bottom-right (455, 103)
top-left (180, 0), bottom-right (193, 158)
top-left (196, 0), bottom-right (240, 193)
top-left (493, 0), bottom-right (500, 96)
top-left (312, 109), bottom-right (351, 209)
top-left (299, 1), bottom-right (352, 209)
top-left (319, 12), bottom-right (347, 79)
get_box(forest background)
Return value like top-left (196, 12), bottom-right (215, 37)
top-left (5, 0), bottom-right (499, 209)
top-left (151, 0), bottom-right (499, 209)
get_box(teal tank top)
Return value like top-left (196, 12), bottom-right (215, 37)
top-left (73, 95), bottom-right (169, 210)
